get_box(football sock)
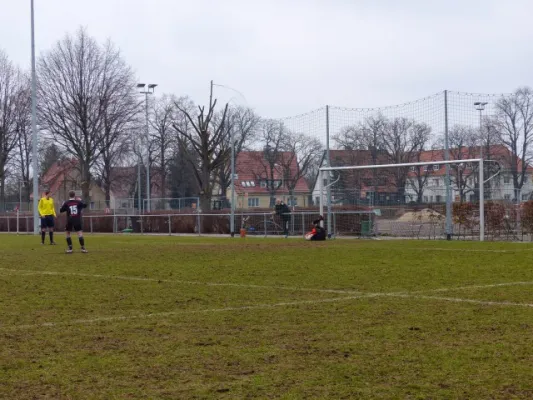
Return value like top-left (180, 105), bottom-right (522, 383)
top-left (79, 237), bottom-right (85, 248)
top-left (49, 232), bottom-right (54, 243)
top-left (66, 237), bottom-right (73, 250)
top-left (41, 232), bottom-right (45, 243)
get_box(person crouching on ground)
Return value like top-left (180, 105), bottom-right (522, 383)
top-left (305, 216), bottom-right (326, 241)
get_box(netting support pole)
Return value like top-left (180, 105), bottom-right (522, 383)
top-left (319, 170), bottom-right (324, 229)
top-left (444, 90), bottom-right (453, 240)
top-left (479, 158), bottom-right (485, 242)
top-left (326, 105), bottom-right (332, 237)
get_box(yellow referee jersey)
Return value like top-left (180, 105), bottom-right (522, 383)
top-left (38, 197), bottom-right (57, 217)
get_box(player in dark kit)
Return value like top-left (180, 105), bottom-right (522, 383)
top-left (60, 191), bottom-right (88, 254)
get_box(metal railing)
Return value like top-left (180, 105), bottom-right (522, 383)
top-left (0, 207), bottom-right (530, 241)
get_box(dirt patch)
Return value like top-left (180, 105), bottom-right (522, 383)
top-left (396, 208), bottom-right (443, 223)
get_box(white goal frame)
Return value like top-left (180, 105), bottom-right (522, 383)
top-left (318, 158), bottom-right (486, 241)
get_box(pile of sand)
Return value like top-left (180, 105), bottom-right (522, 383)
top-left (397, 208), bottom-right (443, 223)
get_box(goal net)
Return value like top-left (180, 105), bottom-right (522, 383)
top-left (317, 158), bottom-right (489, 241)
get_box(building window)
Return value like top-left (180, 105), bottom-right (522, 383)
top-left (433, 164), bottom-right (440, 171)
top-left (504, 175), bottom-right (510, 184)
top-left (423, 165), bottom-right (429, 172)
top-left (260, 180), bottom-right (267, 188)
top-left (409, 166), bottom-right (416, 172)
top-left (248, 198), bottom-right (259, 207)
top-left (423, 195), bottom-right (428, 203)
top-left (504, 194), bottom-right (511, 200)
top-left (433, 179), bottom-right (440, 187)
top-left (436, 195), bottom-right (442, 203)
top-left (429, 195), bottom-right (433, 203)
top-left (522, 193), bottom-right (530, 201)
top-left (287, 198), bottom-right (297, 206)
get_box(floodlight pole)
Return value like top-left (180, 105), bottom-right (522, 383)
top-left (212, 80), bottom-right (249, 238)
top-left (31, 0), bottom-right (39, 234)
top-left (138, 83), bottom-right (157, 213)
top-left (479, 158), bottom-right (484, 241)
top-left (318, 170), bottom-right (324, 228)
top-left (474, 102), bottom-right (488, 160)
top-left (230, 128), bottom-right (236, 236)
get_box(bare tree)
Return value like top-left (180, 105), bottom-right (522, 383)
top-left (333, 125), bottom-right (368, 150)
top-left (173, 89), bottom-right (229, 211)
top-left (40, 143), bottom-right (65, 177)
top-left (278, 131), bottom-right (322, 207)
top-left (248, 119), bottom-right (289, 207)
top-left (381, 118), bottom-right (431, 200)
top-left (149, 94), bottom-right (180, 203)
top-left (494, 87), bottom-right (533, 200)
top-left (407, 145), bottom-right (440, 204)
top-left (477, 115), bottom-right (504, 199)
top-left (38, 27), bottom-right (138, 202)
top-left (216, 106), bottom-right (260, 205)
top-left (95, 68), bottom-right (140, 205)
top-left (11, 72), bottom-right (33, 203)
top-left (447, 125), bottom-right (479, 202)
top-left (0, 51), bottom-right (24, 206)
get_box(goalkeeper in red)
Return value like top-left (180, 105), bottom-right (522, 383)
top-left (60, 191), bottom-right (88, 254)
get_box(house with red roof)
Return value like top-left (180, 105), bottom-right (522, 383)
top-left (32, 159), bottom-right (107, 209)
top-left (34, 160), bottom-right (165, 211)
top-left (228, 151), bottom-right (311, 209)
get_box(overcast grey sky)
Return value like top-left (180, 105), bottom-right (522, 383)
top-left (1, 0), bottom-right (532, 117)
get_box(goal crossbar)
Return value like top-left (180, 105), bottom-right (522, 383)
top-left (318, 158), bottom-right (485, 241)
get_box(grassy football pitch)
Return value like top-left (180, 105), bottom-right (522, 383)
top-left (1, 235), bottom-right (533, 399)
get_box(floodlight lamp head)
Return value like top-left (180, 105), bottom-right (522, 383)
top-left (137, 83), bottom-right (146, 89)
top-left (474, 101), bottom-right (488, 111)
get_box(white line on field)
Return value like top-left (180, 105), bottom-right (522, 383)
top-left (411, 281), bottom-right (533, 294)
top-left (0, 268), bottom-right (359, 295)
top-left (2, 268), bottom-right (533, 297)
top-left (407, 247), bottom-right (533, 253)
top-left (2, 294), bottom-right (382, 331)
top-left (383, 293), bottom-right (533, 308)
top-left (4, 290), bottom-right (533, 331)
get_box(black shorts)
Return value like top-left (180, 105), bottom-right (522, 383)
top-left (41, 215), bottom-right (55, 228)
top-left (66, 218), bottom-right (83, 232)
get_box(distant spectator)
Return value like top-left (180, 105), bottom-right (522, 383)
top-left (273, 199), bottom-right (291, 238)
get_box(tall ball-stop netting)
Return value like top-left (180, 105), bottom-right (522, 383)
top-left (274, 90), bottom-right (530, 240)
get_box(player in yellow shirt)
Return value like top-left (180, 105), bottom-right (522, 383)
top-left (38, 191), bottom-right (57, 245)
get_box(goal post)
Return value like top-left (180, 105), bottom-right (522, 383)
top-left (318, 158), bottom-right (485, 241)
